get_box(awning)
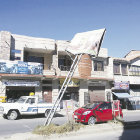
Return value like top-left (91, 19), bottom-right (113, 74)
top-left (113, 92), bottom-right (132, 99)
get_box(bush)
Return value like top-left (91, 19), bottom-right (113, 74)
top-left (33, 121), bottom-right (85, 136)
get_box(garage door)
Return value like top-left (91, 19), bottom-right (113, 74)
top-left (88, 86), bottom-right (105, 103)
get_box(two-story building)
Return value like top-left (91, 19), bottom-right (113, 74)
top-left (112, 50), bottom-right (140, 109)
top-left (0, 30), bottom-right (113, 107)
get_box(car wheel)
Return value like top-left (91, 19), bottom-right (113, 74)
top-left (7, 110), bottom-right (18, 120)
top-left (45, 109), bottom-right (50, 118)
top-left (88, 116), bottom-right (96, 125)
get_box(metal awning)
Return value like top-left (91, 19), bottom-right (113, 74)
top-left (113, 92), bottom-right (132, 99)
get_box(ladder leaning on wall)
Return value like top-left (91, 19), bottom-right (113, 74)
top-left (44, 54), bottom-right (83, 126)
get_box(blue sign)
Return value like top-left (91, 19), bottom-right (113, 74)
top-left (0, 61), bottom-right (43, 75)
top-left (114, 81), bottom-right (129, 90)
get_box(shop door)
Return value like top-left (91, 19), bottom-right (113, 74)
top-left (88, 86), bottom-right (105, 103)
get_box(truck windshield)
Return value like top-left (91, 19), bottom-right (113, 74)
top-left (16, 97), bottom-right (26, 103)
top-left (82, 103), bottom-right (99, 109)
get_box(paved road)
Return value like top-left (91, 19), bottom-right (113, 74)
top-left (51, 128), bottom-right (140, 140)
top-left (123, 110), bottom-right (140, 122)
top-left (0, 111), bottom-right (70, 137)
top-left (0, 110), bottom-right (140, 137)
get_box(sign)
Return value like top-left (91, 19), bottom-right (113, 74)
top-left (0, 60), bottom-right (43, 75)
top-left (60, 78), bottom-right (80, 87)
top-left (66, 28), bottom-right (106, 56)
top-left (2, 80), bottom-right (40, 87)
top-left (114, 81), bottom-right (129, 90)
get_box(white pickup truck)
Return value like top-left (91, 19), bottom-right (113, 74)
top-left (0, 96), bottom-right (59, 120)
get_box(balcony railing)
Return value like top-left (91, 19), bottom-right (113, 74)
top-left (59, 65), bottom-right (71, 71)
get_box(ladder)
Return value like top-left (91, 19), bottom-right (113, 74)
top-left (44, 54), bottom-right (83, 126)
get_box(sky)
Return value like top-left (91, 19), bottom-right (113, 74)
top-left (0, 0), bottom-right (140, 58)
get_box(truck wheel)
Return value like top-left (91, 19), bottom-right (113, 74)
top-left (45, 110), bottom-right (50, 118)
top-left (3, 114), bottom-right (7, 119)
top-left (88, 116), bottom-right (96, 125)
top-left (7, 110), bottom-right (18, 120)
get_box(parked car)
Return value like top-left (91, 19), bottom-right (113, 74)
top-left (0, 96), bottom-right (60, 120)
top-left (73, 102), bottom-right (123, 125)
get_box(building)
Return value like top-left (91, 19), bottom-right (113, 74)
top-left (0, 30), bottom-right (114, 107)
top-left (112, 50), bottom-right (140, 109)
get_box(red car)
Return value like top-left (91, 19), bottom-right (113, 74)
top-left (73, 102), bottom-right (123, 125)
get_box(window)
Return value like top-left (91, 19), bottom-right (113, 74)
top-left (27, 56), bottom-right (44, 64)
top-left (58, 55), bottom-right (71, 71)
top-left (11, 49), bottom-right (21, 54)
top-left (26, 98), bottom-right (35, 104)
top-left (98, 102), bottom-right (111, 110)
top-left (10, 56), bottom-right (21, 61)
top-left (113, 63), bottom-right (120, 74)
top-left (121, 64), bottom-right (128, 75)
top-left (10, 49), bottom-right (21, 61)
top-left (129, 65), bottom-right (140, 76)
top-left (94, 61), bottom-right (104, 71)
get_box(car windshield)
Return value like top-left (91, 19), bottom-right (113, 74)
top-left (82, 103), bottom-right (99, 109)
top-left (16, 97), bottom-right (26, 103)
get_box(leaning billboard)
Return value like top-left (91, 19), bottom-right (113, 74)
top-left (0, 60), bottom-right (43, 75)
top-left (66, 28), bottom-right (106, 56)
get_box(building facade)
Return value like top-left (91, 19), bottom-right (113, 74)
top-left (0, 31), bottom-right (114, 107)
top-left (112, 50), bottom-right (140, 109)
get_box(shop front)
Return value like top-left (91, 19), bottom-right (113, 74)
top-left (2, 79), bottom-right (40, 102)
top-left (112, 81), bottom-right (130, 109)
top-left (59, 78), bottom-right (79, 109)
top-left (88, 85), bottom-right (105, 103)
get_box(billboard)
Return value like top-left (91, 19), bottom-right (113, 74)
top-left (66, 28), bottom-right (106, 56)
top-left (0, 61), bottom-right (43, 75)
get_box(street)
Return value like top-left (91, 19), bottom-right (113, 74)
top-left (0, 110), bottom-right (140, 138)
top-left (0, 111), bottom-right (69, 137)
top-left (51, 128), bottom-right (140, 140)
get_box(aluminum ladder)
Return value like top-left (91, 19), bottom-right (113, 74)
top-left (44, 54), bottom-right (83, 126)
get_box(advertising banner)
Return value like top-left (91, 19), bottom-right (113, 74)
top-left (66, 28), bottom-right (106, 56)
top-left (0, 60), bottom-right (43, 75)
top-left (114, 81), bottom-right (129, 90)
top-left (2, 80), bottom-right (40, 87)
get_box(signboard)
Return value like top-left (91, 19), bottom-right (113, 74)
top-left (2, 80), bottom-right (40, 87)
top-left (66, 28), bottom-right (106, 56)
top-left (0, 60), bottom-right (43, 75)
top-left (114, 81), bottom-right (129, 90)
top-left (60, 78), bottom-right (80, 87)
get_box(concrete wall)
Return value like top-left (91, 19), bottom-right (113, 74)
top-left (0, 31), bottom-right (11, 60)
top-left (0, 81), bottom-right (6, 96)
top-left (79, 80), bottom-right (88, 107)
top-left (52, 80), bottom-right (59, 103)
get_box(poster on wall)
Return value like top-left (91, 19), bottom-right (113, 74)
top-left (0, 60), bottom-right (43, 75)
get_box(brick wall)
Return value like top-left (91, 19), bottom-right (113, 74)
top-left (78, 54), bottom-right (92, 78)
